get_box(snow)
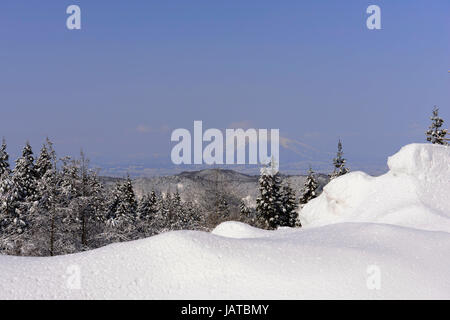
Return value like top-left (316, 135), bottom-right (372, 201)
top-left (0, 143), bottom-right (449, 299)
top-left (299, 144), bottom-right (450, 232)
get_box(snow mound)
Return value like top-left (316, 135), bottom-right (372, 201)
top-left (1, 222), bottom-right (450, 299)
top-left (299, 144), bottom-right (450, 232)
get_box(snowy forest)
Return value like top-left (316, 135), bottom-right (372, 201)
top-left (0, 107), bottom-right (447, 257)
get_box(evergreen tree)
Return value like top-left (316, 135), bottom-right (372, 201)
top-left (426, 106), bottom-right (448, 145)
top-left (76, 151), bottom-right (105, 250)
top-left (0, 172), bottom-right (28, 255)
top-left (240, 200), bottom-right (260, 225)
top-left (216, 194), bottom-right (230, 219)
top-left (256, 161), bottom-right (284, 229)
top-left (0, 138), bottom-right (10, 176)
top-left (0, 173), bottom-right (22, 233)
top-left (13, 142), bottom-right (38, 201)
top-left (107, 176), bottom-right (137, 230)
top-left (137, 194), bottom-right (152, 220)
top-left (136, 191), bottom-right (158, 236)
top-left (106, 181), bottom-right (122, 225)
top-left (169, 190), bottom-right (185, 229)
top-left (157, 191), bottom-right (173, 230)
top-left (116, 176), bottom-right (137, 219)
top-left (35, 139), bottom-right (53, 179)
top-left (148, 190), bottom-right (158, 214)
top-left (32, 164), bottom-right (62, 256)
top-left (59, 157), bottom-right (81, 204)
top-left (56, 153), bottom-right (107, 253)
top-left (279, 183), bottom-right (299, 227)
top-left (330, 139), bottom-right (349, 180)
top-left (183, 200), bottom-right (202, 230)
top-left (299, 167), bottom-right (319, 208)
top-left (239, 200), bottom-right (250, 217)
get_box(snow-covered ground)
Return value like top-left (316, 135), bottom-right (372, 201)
top-left (0, 144), bottom-right (449, 299)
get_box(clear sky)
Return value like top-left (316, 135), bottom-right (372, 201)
top-left (1, 1), bottom-right (449, 175)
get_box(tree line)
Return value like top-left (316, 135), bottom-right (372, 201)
top-left (0, 136), bottom-right (349, 256)
top-left (0, 139), bottom-right (204, 256)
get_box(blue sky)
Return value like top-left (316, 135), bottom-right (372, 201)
top-left (1, 1), bottom-right (449, 175)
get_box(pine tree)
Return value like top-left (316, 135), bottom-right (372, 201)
top-left (426, 106), bottom-right (448, 145)
top-left (148, 190), bottom-right (158, 214)
top-left (182, 200), bottom-right (202, 230)
top-left (279, 183), bottom-right (299, 227)
top-left (0, 173), bottom-right (21, 232)
top-left (330, 139), bottom-right (349, 180)
top-left (53, 153), bottom-right (107, 253)
top-left (138, 191), bottom-right (159, 222)
top-left (35, 139), bottom-right (53, 179)
top-left (0, 172), bottom-right (28, 255)
top-left (239, 200), bottom-right (259, 226)
top-left (216, 194), bottom-right (230, 219)
top-left (137, 194), bottom-right (152, 220)
top-left (169, 190), bottom-right (185, 229)
top-left (32, 164), bottom-right (62, 256)
top-left (239, 200), bottom-right (250, 217)
top-left (157, 191), bottom-right (173, 231)
top-left (0, 138), bottom-right (10, 177)
top-left (29, 138), bottom-right (59, 255)
top-left (299, 167), bottom-right (319, 208)
top-left (108, 176), bottom-right (137, 228)
top-left (13, 142), bottom-right (38, 201)
top-left (256, 161), bottom-right (284, 229)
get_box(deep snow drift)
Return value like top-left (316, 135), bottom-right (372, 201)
top-left (299, 144), bottom-right (450, 232)
top-left (0, 144), bottom-right (449, 299)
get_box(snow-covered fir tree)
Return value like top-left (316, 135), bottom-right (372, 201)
top-left (256, 161), bottom-right (284, 229)
top-left (136, 191), bottom-right (159, 236)
top-left (0, 172), bottom-right (28, 255)
top-left (103, 176), bottom-right (138, 242)
top-left (169, 190), bottom-right (185, 229)
top-left (216, 194), bottom-right (230, 219)
top-left (113, 176), bottom-right (137, 225)
top-left (426, 106), bottom-right (448, 145)
top-left (35, 139), bottom-right (53, 179)
top-left (182, 200), bottom-right (203, 230)
top-left (2, 141), bottom-right (38, 246)
top-left (299, 167), bottom-right (319, 210)
top-left (0, 173), bottom-right (22, 234)
top-left (279, 183), bottom-right (299, 227)
top-left (239, 200), bottom-right (250, 217)
top-left (32, 163), bottom-right (61, 256)
top-left (0, 138), bottom-right (10, 176)
top-left (156, 191), bottom-right (173, 231)
top-left (330, 139), bottom-right (349, 180)
top-left (76, 152), bottom-right (106, 250)
top-left (13, 142), bottom-right (38, 202)
top-left (137, 191), bottom-right (158, 220)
